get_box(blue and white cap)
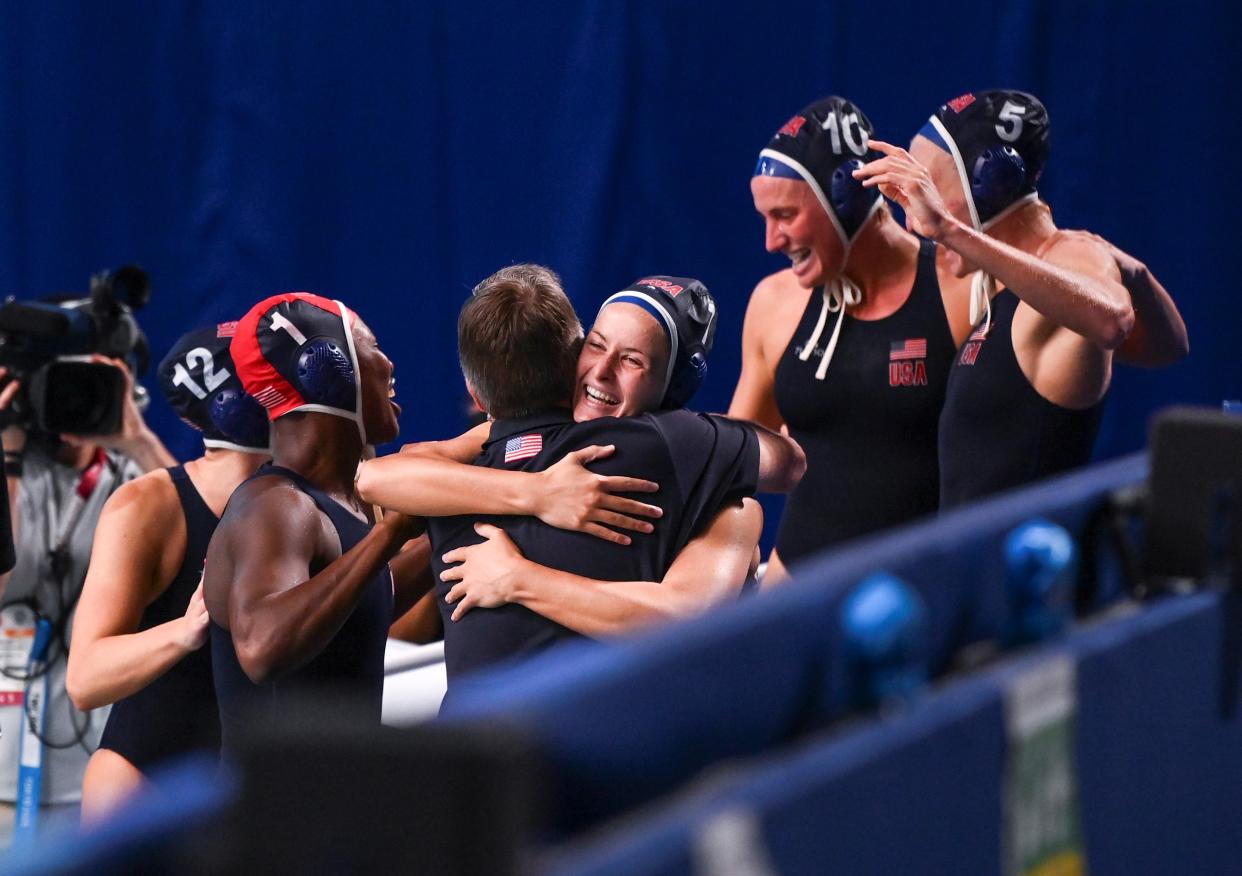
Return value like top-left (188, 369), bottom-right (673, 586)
top-left (597, 276), bottom-right (717, 409)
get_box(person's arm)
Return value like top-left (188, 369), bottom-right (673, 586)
top-left (357, 442), bottom-right (662, 545)
top-left (440, 498), bottom-right (763, 637)
top-left (1082, 234), bottom-right (1189, 367)
top-left (857, 140), bottom-right (1135, 350)
top-left (398, 422), bottom-right (491, 462)
top-left (389, 591), bottom-right (443, 644)
top-left (66, 473), bottom-right (206, 711)
top-left (389, 532), bottom-right (435, 616)
top-left (728, 276), bottom-right (787, 432)
top-left (746, 421), bottom-right (806, 494)
top-left (204, 477), bottom-right (420, 684)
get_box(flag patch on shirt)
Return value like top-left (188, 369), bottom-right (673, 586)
top-left (889, 338), bottom-right (927, 361)
top-left (504, 434), bottom-right (543, 463)
top-left (889, 338), bottom-right (929, 387)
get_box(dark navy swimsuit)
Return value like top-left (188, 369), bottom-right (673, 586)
top-left (210, 464), bottom-right (393, 757)
top-left (98, 466), bottom-right (221, 771)
top-left (773, 239), bottom-right (955, 564)
top-left (939, 289), bottom-right (1104, 508)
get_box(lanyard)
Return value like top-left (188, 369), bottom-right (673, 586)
top-left (44, 448), bottom-right (109, 581)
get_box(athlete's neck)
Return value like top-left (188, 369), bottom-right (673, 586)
top-left (270, 412), bottom-right (363, 497)
top-left (194, 447), bottom-right (268, 479)
top-left (987, 199), bottom-right (1056, 257)
top-left (842, 210), bottom-right (919, 299)
top-left (841, 211), bottom-right (920, 316)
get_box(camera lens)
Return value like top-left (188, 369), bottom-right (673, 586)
top-left (30, 360), bottom-right (125, 435)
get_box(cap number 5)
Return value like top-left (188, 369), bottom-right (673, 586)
top-left (995, 101), bottom-right (1026, 143)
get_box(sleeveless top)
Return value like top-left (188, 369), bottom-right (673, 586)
top-left (98, 466), bottom-right (221, 771)
top-left (210, 464), bottom-right (393, 756)
top-left (773, 238), bottom-right (955, 564)
top-left (938, 287), bottom-right (1105, 508)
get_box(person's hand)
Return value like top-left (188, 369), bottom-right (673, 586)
top-left (178, 580), bottom-right (211, 652)
top-left (853, 140), bottom-right (956, 240)
top-left (533, 445), bottom-right (662, 545)
top-left (0, 366), bottom-right (26, 453)
top-left (440, 523), bottom-right (525, 621)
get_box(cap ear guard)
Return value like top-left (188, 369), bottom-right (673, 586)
top-left (663, 347), bottom-right (708, 410)
top-left (830, 158), bottom-right (874, 239)
top-left (295, 337), bottom-right (357, 411)
top-left (660, 280), bottom-right (716, 409)
top-left (208, 387), bottom-right (270, 451)
top-left (971, 146), bottom-right (1027, 223)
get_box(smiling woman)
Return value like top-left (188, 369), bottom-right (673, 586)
top-left (729, 95), bottom-right (968, 584)
top-left (574, 303), bottom-right (669, 419)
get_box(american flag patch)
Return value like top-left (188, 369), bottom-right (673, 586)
top-left (889, 338), bottom-right (927, 361)
top-left (217, 321), bottom-right (239, 338)
top-left (969, 323), bottom-right (991, 341)
top-left (252, 386), bottom-right (288, 409)
top-left (504, 434), bottom-right (543, 463)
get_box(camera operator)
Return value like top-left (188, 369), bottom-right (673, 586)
top-left (0, 357), bottom-right (174, 839)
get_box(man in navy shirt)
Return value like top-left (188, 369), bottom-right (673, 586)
top-left (360, 265), bottom-right (803, 683)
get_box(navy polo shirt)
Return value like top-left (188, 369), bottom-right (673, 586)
top-left (427, 408), bottom-right (759, 682)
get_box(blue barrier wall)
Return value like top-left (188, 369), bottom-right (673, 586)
top-left (543, 589), bottom-right (1242, 875)
top-left (440, 454), bottom-right (1146, 834)
top-left (0, 4), bottom-right (1235, 539)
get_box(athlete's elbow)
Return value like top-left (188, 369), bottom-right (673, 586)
top-left (1097, 303), bottom-right (1135, 351)
top-left (769, 439), bottom-right (807, 493)
top-left (235, 633), bottom-right (286, 685)
top-left (65, 663), bottom-right (103, 712)
top-left (354, 464), bottom-right (382, 505)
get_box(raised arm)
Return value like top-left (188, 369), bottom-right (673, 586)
top-left (357, 441), bottom-right (662, 546)
top-left (203, 478), bottom-right (418, 684)
top-left (440, 498), bottom-right (763, 637)
top-left (66, 473), bottom-right (204, 711)
top-left (857, 140), bottom-right (1135, 350)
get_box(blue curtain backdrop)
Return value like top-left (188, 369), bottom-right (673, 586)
top-left (2, 1), bottom-right (1236, 543)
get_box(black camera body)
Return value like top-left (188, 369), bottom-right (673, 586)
top-left (0, 266), bottom-right (151, 436)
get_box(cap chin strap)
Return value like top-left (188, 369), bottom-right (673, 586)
top-left (759, 149), bottom-right (879, 381)
top-left (335, 300), bottom-right (368, 447)
top-left (203, 438), bottom-right (271, 455)
top-left (928, 115), bottom-right (993, 336)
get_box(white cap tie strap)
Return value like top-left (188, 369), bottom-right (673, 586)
top-left (797, 277), bottom-right (862, 380)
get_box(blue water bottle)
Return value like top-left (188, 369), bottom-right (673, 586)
top-left (840, 573), bottom-right (928, 710)
top-left (1003, 519), bottom-right (1076, 647)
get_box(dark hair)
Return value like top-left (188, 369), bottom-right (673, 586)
top-left (458, 264), bottom-right (583, 419)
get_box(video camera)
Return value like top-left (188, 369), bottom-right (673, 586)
top-left (0, 265), bottom-right (151, 436)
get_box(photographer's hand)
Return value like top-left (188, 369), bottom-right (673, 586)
top-left (61, 357), bottom-right (176, 473)
top-left (1, 366), bottom-right (24, 596)
top-left (1, 367), bottom-right (24, 451)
